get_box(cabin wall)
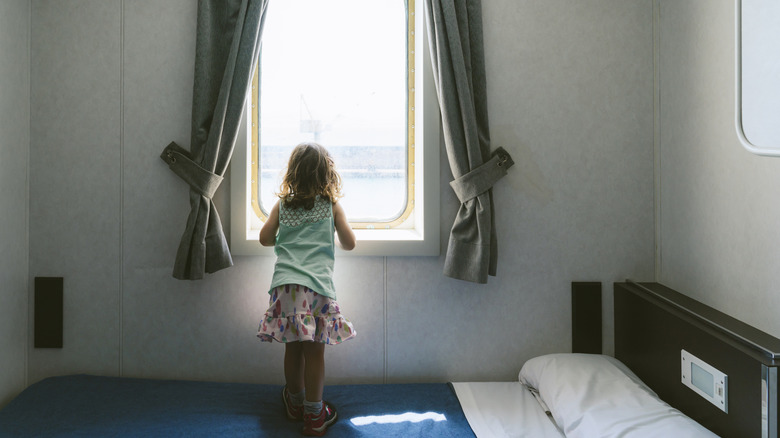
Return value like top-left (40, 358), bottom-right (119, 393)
top-left (26, 0), bottom-right (654, 385)
top-left (657, 0), bottom-right (780, 339)
top-left (0, 0), bottom-right (30, 408)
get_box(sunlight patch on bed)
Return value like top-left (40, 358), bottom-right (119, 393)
top-left (350, 411), bottom-right (447, 426)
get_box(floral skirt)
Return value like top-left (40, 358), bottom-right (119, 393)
top-left (257, 284), bottom-right (356, 344)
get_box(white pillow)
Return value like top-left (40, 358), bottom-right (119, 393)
top-left (519, 354), bottom-right (718, 438)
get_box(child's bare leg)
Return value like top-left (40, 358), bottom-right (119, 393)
top-left (284, 342), bottom-right (305, 393)
top-left (302, 342), bottom-right (325, 402)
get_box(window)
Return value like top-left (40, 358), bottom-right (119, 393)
top-left (231, 0), bottom-right (439, 256)
top-left (252, 0), bottom-right (410, 228)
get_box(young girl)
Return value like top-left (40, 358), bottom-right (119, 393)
top-left (257, 142), bottom-right (356, 436)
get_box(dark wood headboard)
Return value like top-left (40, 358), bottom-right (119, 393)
top-left (615, 281), bottom-right (780, 438)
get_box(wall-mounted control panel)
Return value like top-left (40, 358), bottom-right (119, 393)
top-left (681, 349), bottom-right (728, 413)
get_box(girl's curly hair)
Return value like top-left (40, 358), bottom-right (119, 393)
top-left (278, 142), bottom-right (343, 210)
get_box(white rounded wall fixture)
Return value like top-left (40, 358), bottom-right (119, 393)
top-left (735, 0), bottom-right (780, 157)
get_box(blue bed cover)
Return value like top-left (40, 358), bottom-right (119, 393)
top-left (0, 375), bottom-right (476, 437)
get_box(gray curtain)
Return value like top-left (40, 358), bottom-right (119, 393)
top-left (425, 0), bottom-right (514, 283)
top-left (161, 0), bottom-right (268, 280)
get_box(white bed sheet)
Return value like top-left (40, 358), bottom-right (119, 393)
top-left (452, 382), bottom-right (565, 438)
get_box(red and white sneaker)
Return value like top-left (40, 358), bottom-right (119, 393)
top-left (302, 401), bottom-right (337, 436)
top-left (282, 387), bottom-right (303, 421)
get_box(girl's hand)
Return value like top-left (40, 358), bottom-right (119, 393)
top-left (333, 202), bottom-right (356, 250)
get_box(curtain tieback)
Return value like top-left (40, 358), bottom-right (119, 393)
top-left (160, 142), bottom-right (224, 199)
top-left (449, 147), bottom-right (514, 203)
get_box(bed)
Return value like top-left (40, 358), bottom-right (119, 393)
top-left (1, 281), bottom-right (777, 437)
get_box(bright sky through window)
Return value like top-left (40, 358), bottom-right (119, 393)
top-left (255, 0), bottom-right (410, 224)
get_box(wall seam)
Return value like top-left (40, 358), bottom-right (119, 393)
top-left (383, 256), bottom-right (388, 383)
top-left (118, 0), bottom-right (125, 377)
top-left (24, 0), bottom-right (32, 390)
top-left (653, 0), bottom-right (662, 282)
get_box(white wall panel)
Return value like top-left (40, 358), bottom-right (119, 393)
top-left (29, 0), bottom-right (122, 383)
top-left (26, 0), bottom-right (655, 385)
top-left (386, 0), bottom-right (655, 382)
top-left (658, 0), bottom-right (780, 338)
top-left (119, 0), bottom-right (386, 383)
top-left (0, 0), bottom-right (30, 408)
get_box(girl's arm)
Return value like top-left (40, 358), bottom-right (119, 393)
top-left (333, 201), bottom-right (356, 251)
top-left (259, 200), bottom-right (280, 246)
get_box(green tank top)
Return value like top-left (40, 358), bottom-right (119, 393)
top-left (269, 197), bottom-right (337, 299)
